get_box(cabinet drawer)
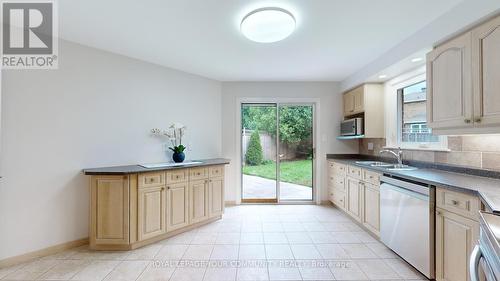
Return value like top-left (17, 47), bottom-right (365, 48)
top-left (333, 191), bottom-right (346, 210)
top-left (347, 165), bottom-right (362, 180)
top-left (190, 167), bottom-right (208, 180)
top-left (166, 169), bottom-right (188, 184)
top-left (333, 163), bottom-right (347, 176)
top-left (436, 188), bottom-right (480, 220)
top-left (138, 172), bottom-right (165, 188)
top-left (334, 177), bottom-right (346, 192)
top-left (209, 165), bottom-right (224, 178)
top-left (362, 169), bottom-right (380, 185)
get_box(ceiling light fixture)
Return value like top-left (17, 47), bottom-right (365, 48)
top-left (378, 74), bottom-right (387, 79)
top-left (240, 7), bottom-right (296, 43)
top-left (411, 57), bottom-right (423, 63)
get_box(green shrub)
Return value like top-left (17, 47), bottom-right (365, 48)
top-left (245, 131), bottom-right (264, 166)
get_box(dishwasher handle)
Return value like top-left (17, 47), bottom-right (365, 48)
top-left (380, 176), bottom-right (430, 196)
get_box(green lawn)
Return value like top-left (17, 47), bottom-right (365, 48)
top-left (242, 159), bottom-right (312, 187)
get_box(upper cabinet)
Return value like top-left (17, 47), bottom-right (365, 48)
top-left (342, 84), bottom-right (384, 138)
top-left (427, 14), bottom-right (500, 134)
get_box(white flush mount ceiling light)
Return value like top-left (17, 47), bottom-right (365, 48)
top-left (411, 57), bottom-right (423, 63)
top-left (378, 74), bottom-right (388, 79)
top-left (240, 7), bottom-right (296, 43)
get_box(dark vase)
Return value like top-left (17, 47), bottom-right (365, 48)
top-left (172, 152), bottom-right (185, 163)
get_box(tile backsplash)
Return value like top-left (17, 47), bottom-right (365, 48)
top-left (359, 135), bottom-right (500, 171)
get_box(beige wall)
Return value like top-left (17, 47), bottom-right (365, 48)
top-left (0, 40), bottom-right (222, 260)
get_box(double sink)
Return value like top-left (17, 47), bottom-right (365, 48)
top-left (355, 161), bottom-right (418, 171)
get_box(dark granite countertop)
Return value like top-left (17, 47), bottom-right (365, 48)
top-left (83, 158), bottom-right (230, 175)
top-left (327, 154), bottom-right (500, 214)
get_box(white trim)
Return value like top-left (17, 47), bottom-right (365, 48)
top-left (235, 97), bottom-right (321, 205)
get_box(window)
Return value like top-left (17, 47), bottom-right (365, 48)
top-left (398, 80), bottom-right (444, 149)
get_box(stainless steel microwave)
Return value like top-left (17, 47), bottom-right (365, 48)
top-left (341, 118), bottom-right (363, 136)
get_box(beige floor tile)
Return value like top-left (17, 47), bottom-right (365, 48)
top-left (216, 233), bottom-right (240, 245)
top-left (329, 260), bottom-right (368, 280)
top-left (240, 233), bottom-right (264, 244)
top-left (290, 244), bottom-right (321, 259)
top-left (353, 232), bottom-right (378, 243)
top-left (262, 223), bottom-right (284, 233)
top-left (322, 222), bottom-right (349, 231)
top-left (265, 245), bottom-right (294, 260)
top-left (330, 232), bottom-right (362, 243)
top-left (71, 260), bottom-right (120, 281)
top-left (316, 244), bottom-right (349, 259)
top-left (341, 244), bottom-right (377, 259)
top-left (384, 258), bottom-right (426, 279)
top-left (203, 267), bottom-right (237, 281)
top-left (164, 232), bottom-right (196, 245)
top-left (241, 223), bottom-right (263, 233)
top-left (285, 232), bottom-right (312, 244)
top-left (210, 245), bottom-right (239, 260)
top-left (136, 261), bottom-right (176, 281)
top-left (263, 233), bottom-right (287, 244)
top-left (170, 266), bottom-right (206, 281)
top-left (103, 260), bottom-right (149, 281)
top-left (365, 242), bottom-right (398, 259)
top-left (218, 223), bottom-right (241, 233)
top-left (183, 245), bottom-right (214, 260)
top-left (301, 222), bottom-right (326, 232)
top-left (282, 223), bottom-right (305, 232)
top-left (0, 263), bottom-right (25, 279)
top-left (40, 260), bottom-right (89, 280)
top-left (155, 245), bottom-right (189, 260)
top-left (4, 259), bottom-right (59, 280)
top-left (236, 265), bottom-right (269, 281)
top-left (125, 245), bottom-right (162, 260)
top-left (298, 261), bottom-right (334, 280)
top-left (308, 232), bottom-right (336, 244)
top-left (356, 259), bottom-right (400, 280)
top-left (267, 265), bottom-right (301, 281)
top-left (191, 233), bottom-right (218, 245)
top-left (238, 245), bottom-right (266, 260)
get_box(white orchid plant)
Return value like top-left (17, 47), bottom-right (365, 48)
top-left (151, 122), bottom-right (187, 154)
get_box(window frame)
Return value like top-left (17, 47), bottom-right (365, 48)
top-left (396, 80), bottom-right (448, 150)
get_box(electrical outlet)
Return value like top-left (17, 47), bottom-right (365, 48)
top-left (368, 142), bottom-right (374, 150)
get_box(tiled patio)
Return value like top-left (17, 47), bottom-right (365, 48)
top-left (0, 204), bottom-right (426, 281)
top-left (242, 175), bottom-right (312, 200)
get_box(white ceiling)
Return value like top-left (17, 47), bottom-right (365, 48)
top-left (59, 0), bottom-right (464, 81)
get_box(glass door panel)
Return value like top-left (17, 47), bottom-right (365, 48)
top-left (278, 105), bottom-right (314, 201)
top-left (241, 104), bottom-right (278, 202)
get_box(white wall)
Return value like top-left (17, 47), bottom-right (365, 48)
top-left (221, 82), bottom-right (358, 204)
top-left (0, 41), bottom-right (222, 260)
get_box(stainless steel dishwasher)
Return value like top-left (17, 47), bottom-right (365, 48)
top-left (380, 176), bottom-right (435, 279)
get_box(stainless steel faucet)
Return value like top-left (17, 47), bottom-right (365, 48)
top-left (380, 147), bottom-right (404, 166)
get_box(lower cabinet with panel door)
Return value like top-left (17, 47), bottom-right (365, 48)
top-left (346, 177), bottom-right (363, 222)
top-left (85, 160), bottom-right (229, 250)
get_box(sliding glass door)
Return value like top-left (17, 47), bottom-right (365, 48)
top-left (241, 103), bottom-right (314, 203)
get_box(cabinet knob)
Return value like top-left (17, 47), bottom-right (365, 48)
top-left (475, 117), bottom-right (482, 123)
top-left (166, 186), bottom-right (170, 190)
top-left (161, 187), bottom-right (165, 191)
top-left (464, 119), bottom-right (471, 123)
top-left (451, 200), bottom-right (459, 206)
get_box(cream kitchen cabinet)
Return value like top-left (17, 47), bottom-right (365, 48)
top-left (189, 179), bottom-right (209, 224)
top-left (342, 84), bottom-right (384, 138)
top-left (166, 181), bottom-right (190, 231)
top-left (138, 185), bottom-right (166, 241)
top-left (346, 177), bottom-right (362, 222)
top-left (85, 161), bottom-right (228, 251)
top-left (208, 177), bottom-right (224, 218)
top-left (427, 14), bottom-right (500, 134)
top-left (436, 209), bottom-right (479, 281)
top-left (472, 15), bottom-right (500, 127)
top-left (328, 160), bottom-right (381, 237)
top-left (435, 187), bottom-right (481, 281)
top-left (361, 182), bottom-right (380, 236)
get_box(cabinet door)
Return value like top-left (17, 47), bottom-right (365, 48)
top-left (343, 92), bottom-right (355, 116)
top-left (436, 209), bottom-right (479, 281)
top-left (346, 177), bottom-right (362, 222)
top-left (166, 182), bottom-right (189, 231)
top-left (138, 186), bottom-right (166, 241)
top-left (427, 32), bottom-right (473, 130)
top-left (209, 177), bottom-right (224, 217)
top-left (362, 183), bottom-right (380, 236)
top-left (91, 176), bottom-right (129, 245)
top-left (353, 86), bottom-right (364, 114)
top-left (189, 180), bottom-right (209, 223)
top-left (472, 15), bottom-right (500, 126)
